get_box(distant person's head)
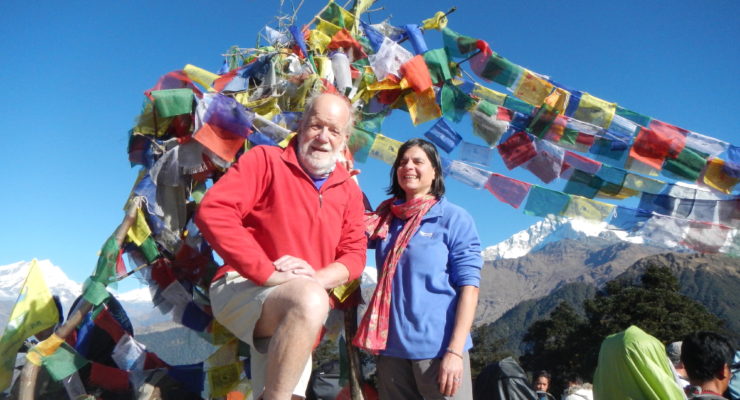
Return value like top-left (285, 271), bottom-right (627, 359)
top-left (564, 373), bottom-right (583, 388)
top-left (533, 370), bottom-right (551, 392)
top-left (681, 331), bottom-right (735, 392)
top-left (666, 341), bottom-right (689, 378)
top-left (296, 92), bottom-right (354, 178)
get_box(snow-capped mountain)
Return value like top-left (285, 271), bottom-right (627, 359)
top-left (482, 217), bottom-right (644, 261)
top-left (0, 260), bottom-right (168, 332)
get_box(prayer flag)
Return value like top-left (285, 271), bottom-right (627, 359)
top-left (472, 83), bottom-right (507, 105)
top-left (41, 343), bottom-right (89, 382)
top-left (630, 126), bottom-right (685, 170)
top-left (640, 214), bottom-right (688, 248)
top-left (0, 260), bottom-right (60, 391)
top-left (512, 70), bottom-right (554, 107)
top-left (404, 24), bottom-right (428, 54)
top-left (523, 139), bottom-right (565, 184)
top-left (561, 151), bottom-right (601, 179)
top-left (572, 92), bottom-right (616, 129)
top-left (404, 88), bottom-right (441, 125)
top-left (349, 127), bottom-right (376, 162)
top-left (399, 55), bottom-right (433, 94)
top-left (359, 21), bottom-right (384, 52)
top-left (127, 208), bottom-right (152, 246)
top-left (563, 170), bottom-right (602, 199)
top-left (423, 49), bottom-right (452, 85)
top-left (441, 27), bottom-right (478, 58)
top-left (703, 158), bottom-right (740, 194)
top-left (167, 363), bottom-right (205, 394)
top-left (447, 160), bottom-right (491, 189)
top-left (459, 141), bottom-right (493, 166)
top-left (470, 102), bottom-right (509, 147)
top-left (208, 362), bottom-right (242, 397)
top-left (615, 106), bottom-right (651, 127)
top-left (485, 173), bottom-right (531, 208)
top-left (498, 131), bottom-right (537, 170)
top-left (424, 118), bottom-right (462, 153)
top-left (563, 196), bottom-right (615, 222)
top-left (89, 362), bottom-right (131, 392)
top-left (369, 134), bottom-right (402, 165)
top-left (183, 64), bottom-right (220, 90)
top-left (523, 186), bottom-right (571, 218)
top-left (145, 70), bottom-right (203, 100)
top-left (608, 206), bottom-right (652, 231)
top-left (663, 146), bottom-right (707, 182)
top-left (320, 1), bottom-right (355, 29)
top-left (681, 221), bottom-right (732, 253)
top-left (503, 95), bottom-right (535, 115)
top-left (328, 29), bottom-right (367, 60)
top-left (470, 42), bottom-right (523, 87)
top-left (440, 82), bottom-right (475, 123)
top-left (368, 36), bottom-right (412, 80)
top-left (622, 173), bottom-right (665, 194)
top-left (421, 10), bottom-right (448, 30)
top-left (686, 131), bottom-right (728, 158)
top-left (151, 89), bottom-right (194, 118)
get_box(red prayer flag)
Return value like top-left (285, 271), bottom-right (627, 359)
top-left (485, 173), bottom-right (531, 208)
top-left (497, 131), bottom-right (537, 170)
top-left (94, 308), bottom-right (126, 343)
top-left (89, 362), bottom-right (131, 392)
top-left (193, 122), bottom-right (246, 161)
top-left (497, 106), bottom-right (514, 122)
top-left (145, 70), bottom-right (202, 100)
top-left (399, 55), bottom-right (433, 94)
top-left (630, 126), bottom-right (686, 170)
top-left (328, 29), bottom-right (368, 59)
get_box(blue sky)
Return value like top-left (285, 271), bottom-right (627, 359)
top-left (1, 0), bottom-right (738, 292)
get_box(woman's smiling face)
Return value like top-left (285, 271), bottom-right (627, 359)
top-left (397, 145), bottom-right (436, 200)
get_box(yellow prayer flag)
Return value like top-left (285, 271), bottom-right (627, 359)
top-left (623, 173), bottom-right (665, 194)
top-left (472, 83), bottom-right (507, 106)
top-left (573, 92), bottom-right (616, 128)
top-left (208, 361), bottom-right (243, 398)
top-left (596, 187), bottom-right (639, 200)
top-left (369, 134), bottom-right (402, 165)
top-left (703, 158), bottom-right (740, 194)
top-left (513, 70), bottom-right (554, 107)
top-left (316, 18), bottom-right (342, 37)
top-left (0, 260), bottom-right (59, 391)
top-left (563, 197), bottom-right (615, 221)
top-left (183, 64), bottom-right (219, 91)
top-left (26, 333), bottom-right (65, 366)
top-left (309, 30), bottom-right (332, 54)
top-left (330, 278), bottom-right (360, 303)
top-left (543, 87), bottom-right (570, 114)
top-left (278, 132), bottom-right (297, 148)
top-left (421, 11), bottom-right (448, 30)
top-left (206, 339), bottom-right (239, 368)
top-left (404, 88), bottom-right (442, 126)
top-left (126, 208), bottom-right (151, 246)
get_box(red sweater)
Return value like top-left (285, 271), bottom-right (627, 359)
top-left (195, 141), bottom-right (367, 286)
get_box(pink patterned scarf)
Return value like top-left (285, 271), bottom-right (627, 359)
top-left (352, 195), bottom-right (438, 353)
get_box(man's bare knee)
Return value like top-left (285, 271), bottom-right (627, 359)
top-left (255, 279), bottom-right (329, 337)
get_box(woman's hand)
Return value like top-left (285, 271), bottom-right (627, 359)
top-left (438, 351), bottom-right (464, 396)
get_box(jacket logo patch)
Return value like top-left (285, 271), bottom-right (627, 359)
top-left (418, 231), bottom-right (433, 237)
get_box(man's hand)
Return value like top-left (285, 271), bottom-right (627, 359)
top-left (273, 255), bottom-right (316, 276)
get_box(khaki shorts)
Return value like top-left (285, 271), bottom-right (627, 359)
top-left (210, 272), bottom-right (312, 398)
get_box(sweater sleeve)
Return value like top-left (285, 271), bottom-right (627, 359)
top-left (333, 180), bottom-right (367, 281)
top-left (194, 148), bottom-right (276, 285)
top-left (447, 206), bottom-right (483, 288)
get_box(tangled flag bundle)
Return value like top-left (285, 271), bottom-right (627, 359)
top-left (4, 0), bottom-right (738, 398)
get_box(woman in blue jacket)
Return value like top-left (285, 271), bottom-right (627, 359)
top-left (354, 138), bottom-right (482, 400)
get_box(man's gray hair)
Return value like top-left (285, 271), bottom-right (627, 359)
top-left (300, 92), bottom-right (356, 136)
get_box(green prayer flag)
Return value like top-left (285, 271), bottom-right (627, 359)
top-left (82, 278), bottom-right (110, 306)
top-left (478, 53), bottom-right (523, 88)
top-left (523, 186), bottom-right (571, 217)
top-left (615, 106), bottom-right (652, 128)
top-left (92, 236), bottom-right (119, 286)
top-left (563, 170), bottom-right (602, 199)
top-left (476, 100), bottom-right (497, 117)
top-left (42, 343), bottom-right (89, 381)
top-left (441, 27), bottom-right (478, 58)
top-left (151, 89), bottom-right (194, 118)
top-left (503, 96), bottom-right (534, 115)
top-left (320, 2), bottom-right (354, 29)
top-left (560, 128), bottom-right (580, 145)
top-left (440, 83), bottom-right (475, 123)
top-left (140, 236), bottom-right (160, 263)
top-left (663, 147), bottom-right (707, 182)
top-left (349, 127), bottom-right (376, 163)
top-left (423, 49), bottom-right (452, 85)
top-left (192, 181), bottom-right (207, 204)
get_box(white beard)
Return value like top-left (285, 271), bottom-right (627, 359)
top-left (297, 142), bottom-right (341, 178)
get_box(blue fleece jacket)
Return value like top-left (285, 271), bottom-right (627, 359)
top-left (371, 196), bottom-right (482, 360)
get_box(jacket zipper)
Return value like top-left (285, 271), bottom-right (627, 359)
top-left (319, 193), bottom-right (323, 208)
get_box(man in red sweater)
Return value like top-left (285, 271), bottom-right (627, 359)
top-left (195, 93), bottom-right (367, 400)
